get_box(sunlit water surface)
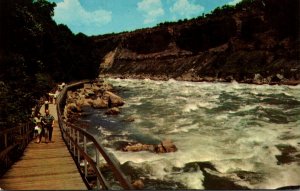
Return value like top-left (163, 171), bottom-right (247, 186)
top-left (80, 78), bottom-right (300, 189)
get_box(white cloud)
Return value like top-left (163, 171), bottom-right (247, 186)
top-left (53, 0), bottom-right (112, 35)
top-left (137, 0), bottom-right (164, 24)
top-left (170, 0), bottom-right (204, 19)
top-left (228, 0), bottom-right (242, 5)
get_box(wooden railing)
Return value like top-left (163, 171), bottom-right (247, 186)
top-left (0, 122), bottom-right (33, 176)
top-left (56, 81), bottom-right (133, 190)
top-left (0, 100), bottom-right (43, 176)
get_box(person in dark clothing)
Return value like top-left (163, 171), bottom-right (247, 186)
top-left (41, 109), bottom-right (55, 143)
top-left (108, 97), bottom-right (112, 108)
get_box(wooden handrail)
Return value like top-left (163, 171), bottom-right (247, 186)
top-left (0, 121), bottom-right (34, 176)
top-left (56, 80), bottom-right (133, 190)
top-left (0, 99), bottom-right (42, 176)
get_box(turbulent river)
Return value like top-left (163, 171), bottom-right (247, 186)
top-left (79, 78), bottom-right (300, 189)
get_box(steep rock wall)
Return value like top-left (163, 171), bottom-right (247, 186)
top-left (93, 0), bottom-right (300, 84)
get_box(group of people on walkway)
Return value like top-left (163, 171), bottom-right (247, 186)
top-left (32, 82), bottom-right (65, 143)
top-left (33, 109), bottom-right (55, 143)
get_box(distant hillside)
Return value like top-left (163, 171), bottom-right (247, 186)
top-left (93, 0), bottom-right (300, 85)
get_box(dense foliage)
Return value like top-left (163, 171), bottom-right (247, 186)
top-left (0, 0), bottom-right (99, 129)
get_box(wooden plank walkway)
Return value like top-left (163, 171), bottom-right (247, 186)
top-left (0, 104), bottom-right (87, 190)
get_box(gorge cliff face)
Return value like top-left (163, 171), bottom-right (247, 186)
top-left (93, 0), bottom-right (300, 84)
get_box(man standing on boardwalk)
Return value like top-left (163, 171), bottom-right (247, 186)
top-left (41, 109), bottom-right (55, 143)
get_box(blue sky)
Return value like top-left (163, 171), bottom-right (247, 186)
top-left (47, 0), bottom-right (242, 36)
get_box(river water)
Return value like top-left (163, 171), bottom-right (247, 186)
top-left (80, 78), bottom-right (300, 189)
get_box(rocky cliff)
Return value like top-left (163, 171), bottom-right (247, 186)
top-left (93, 0), bottom-right (300, 85)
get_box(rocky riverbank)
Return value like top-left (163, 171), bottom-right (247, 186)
top-left (63, 79), bottom-right (178, 154)
top-left (63, 79), bottom-right (124, 122)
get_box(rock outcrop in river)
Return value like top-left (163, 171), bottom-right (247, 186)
top-left (93, 0), bottom-right (299, 85)
top-left (122, 139), bottom-right (177, 153)
top-left (64, 79), bottom-right (125, 122)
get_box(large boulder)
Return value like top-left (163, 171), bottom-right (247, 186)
top-left (91, 98), bottom-right (107, 109)
top-left (100, 83), bottom-right (114, 92)
top-left (76, 98), bottom-right (92, 108)
top-left (253, 73), bottom-right (263, 84)
top-left (123, 143), bottom-right (155, 152)
top-left (156, 139), bottom-right (177, 153)
top-left (162, 139), bottom-right (177, 152)
top-left (105, 107), bottom-right (120, 115)
top-left (132, 179), bottom-right (144, 190)
top-left (83, 88), bottom-right (95, 97)
top-left (66, 103), bottom-right (82, 113)
top-left (103, 91), bottom-right (125, 107)
top-left (122, 139), bottom-right (177, 153)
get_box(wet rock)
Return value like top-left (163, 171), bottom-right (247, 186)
top-left (270, 75), bottom-right (282, 83)
top-left (276, 185), bottom-right (300, 190)
top-left (122, 139), bottom-right (177, 153)
top-left (161, 139), bottom-right (177, 152)
top-left (253, 73), bottom-right (264, 84)
top-left (100, 83), bottom-right (114, 92)
top-left (181, 161), bottom-right (217, 173)
top-left (103, 91), bottom-right (125, 107)
top-left (276, 74), bottom-right (284, 80)
top-left (235, 170), bottom-right (265, 185)
top-left (121, 161), bottom-right (148, 180)
top-left (122, 116), bottom-right (135, 122)
top-left (202, 168), bottom-right (250, 190)
top-left (105, 107), bottom-right (120, 115)
top-left (66, 103), bottom-right (82, 112)
top-left (83, 83), bottom-right (92, 89)
top-left (132, 179), bottom-right (144, 189)
top-left (142, 178), bottom-right (187, 190)
top-left (91, 98), bottom-right (107, 109)
top-left (83, 88), bottom-right (95, 97)
top-left (123, 143), bottom-right (155, 152)
top-left (275, 144), bottom-right (300, 165)
top-left (113, 141), bottom-right (132, 150)
top-left (121, 162), bottom-right (187, 189)
top-left (76, 98), bottom-right (92, 107)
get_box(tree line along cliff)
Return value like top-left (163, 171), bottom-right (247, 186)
top-left (94, 0), bottom-right (299, 84)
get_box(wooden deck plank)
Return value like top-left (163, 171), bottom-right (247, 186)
top-left (0, 104), bottom-right (87, 190)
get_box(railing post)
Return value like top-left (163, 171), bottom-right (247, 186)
top-left (77, 131), bottom-right (80, 164)
top-left (84, 136), bottom-right (87, 178)
top-left (69, 127), bottom-right (72, 151)
top-left (96, 148), bottom-right (100, 190)
top-left (73, 129), bottom-right (76, 155)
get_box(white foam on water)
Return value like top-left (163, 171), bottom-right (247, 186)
top-left (197, 101), bottom-right (217, 109)
top-left (183, 103), bottom-right (199, 112)
top-left (215, 114), bottom-right (229, 120)
top-left (100, 78), bottom-right (300, 189)
top-left (97, 126), bottom-right (112, 136)
top-left (168, 123), bottom-right (200, 133)
top-left (109, 149), bottom-right (166, 164)
top-left (171, 170), bottom-right (205, 189)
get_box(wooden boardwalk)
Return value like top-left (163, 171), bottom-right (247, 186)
top-left (0, 104), bottom-right (87, 190)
